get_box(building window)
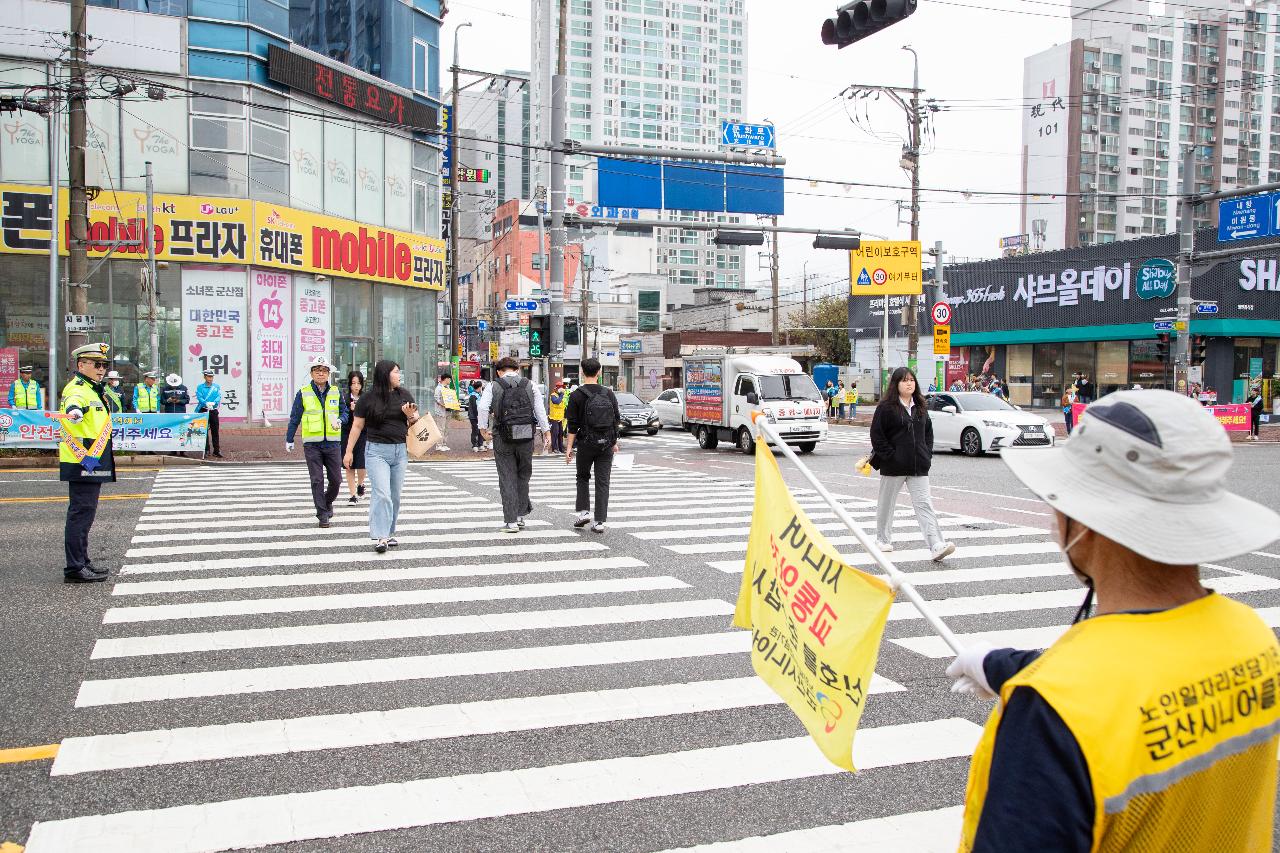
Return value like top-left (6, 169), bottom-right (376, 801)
top-left (413, 39), bottom-right (429, 94)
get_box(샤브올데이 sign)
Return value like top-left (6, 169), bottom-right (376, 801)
top-left (734, 440), bottom-right (894, 771)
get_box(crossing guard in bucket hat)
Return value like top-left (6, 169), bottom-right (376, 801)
top-left (951, 390), bottom-right (1280, 853)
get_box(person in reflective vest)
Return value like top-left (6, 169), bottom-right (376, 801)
top-left (548, 380), bottom-right (568, 453)
top-left (133, 371), bottom-right (159, 413)
top-left (103, 370), bottom-right (124, 413)
top-left (947, 390), bottom-right (1280, 852)
top-left (8, 364), bottom-right (43, 409)
top-left (286, 358), bottom-right (349, 527)
top-left (58, 343), bottom-right (116, 584)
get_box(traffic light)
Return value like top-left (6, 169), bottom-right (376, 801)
top-left (1155, 333), bottom-right (1169, 361)
top-left (1191, 335), bottom-right (1207, 366)
top-left (821, 0), bottom-right (918, 49)
top-left (528, 315), bottom-right (548, 358)
top-left (713, 231), bottom-right (765, 246)
top-left (813, 234), bottom-right (862, 250)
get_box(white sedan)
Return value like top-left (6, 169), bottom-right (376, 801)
top-left (651, 388), bottom-right (685, 428)
top-left (926, 392), bottom-right (1055, 456)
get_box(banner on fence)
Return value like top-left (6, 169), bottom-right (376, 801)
top-left (0, 411), bottom-right (207, 451)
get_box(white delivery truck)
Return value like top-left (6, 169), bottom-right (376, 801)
top-left (682, 348), bottom-right (828, 454)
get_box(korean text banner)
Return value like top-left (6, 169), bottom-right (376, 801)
top-left (1072, 402), bottom-right (1252, 432)
top-left (733, 441), bottom-right (894, 771)
top-left (849, 241), bottom-right (923, 297)
top-left (0, 184), bottom-right (446, 291)
top-left (0, 411), bottom-right (207, 451)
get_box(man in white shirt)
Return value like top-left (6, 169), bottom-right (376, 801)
top-left (477, 357), bottom-right (552, 533)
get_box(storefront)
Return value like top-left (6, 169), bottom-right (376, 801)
top-left (851, 230), bottom-right (1279, 408)
top-left (0, 185), bottom-right (444, 420)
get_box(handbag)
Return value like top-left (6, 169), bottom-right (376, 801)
top-left (406, 411), bottom-right (442, 459)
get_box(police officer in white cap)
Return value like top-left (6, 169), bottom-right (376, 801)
top-left (949, 390), bottom-right (1280, 851)
top-left (58, 343), bottom-right (116, 583)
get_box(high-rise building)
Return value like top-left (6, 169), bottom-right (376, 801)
top-left (1021, 0), bottom-right (1270, 251)
top-left (531, 0), bottom-right (750, 292)
top-left (456, 71), bottom-right (534, 243)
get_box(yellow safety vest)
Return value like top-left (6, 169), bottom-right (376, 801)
top-left (960, 593), bottom-right (1280, 853)
top-left (549, 394), bottom-right (567, 422)
top-left (58, 376), bottom-right (113, 471)
top-left (299, 383), bottom-right (342, 441)
top-left (135, 384), bottom-right (158, 413)
top-left (12, 378), bottom-right (40, 409)
top-left (104, 385), bottom-right (123, 413)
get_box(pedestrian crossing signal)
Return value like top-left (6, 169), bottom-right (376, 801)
top-left (856, 268), bottom-right (872, 286)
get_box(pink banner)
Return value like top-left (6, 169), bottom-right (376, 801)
top-left (1072, 401), bottom-right (1251, 432)
top-left (0, 347), bottom-right (18, 407)
top-left (251, 270), bottom-right (292, 420)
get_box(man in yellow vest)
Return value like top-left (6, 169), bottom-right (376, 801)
top-left (948, 390), bottom-right (1280, 852)
top-left (8, 364), bottom-right (43, 409)
top-left (548, 380), bottom-right (568, 453)
top-left (103, 370), bottom-right (124, 413)
top-left (285, 357), bottom-right (349, 527)
top-left (58, 343), bottom-right (116, 584)
top-left (133, 371), bottom-right (159, 413)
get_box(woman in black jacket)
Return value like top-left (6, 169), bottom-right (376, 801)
top-left (869, 366), bottom-right (955, 561)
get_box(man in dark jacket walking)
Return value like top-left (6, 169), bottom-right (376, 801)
top-left (565, 357), bottom-right (621, 533)
top-left (869, 366), bottom-right (954, 561)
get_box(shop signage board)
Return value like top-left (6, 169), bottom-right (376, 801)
top-left (64, 314), bottom-right (96, 333)
top-left (294, 277), bottom-right (332, 387)
top-left (266, 45), bottom-right (436, 133)
top-left (0, 347), bottom-right (18, 407)
top-left (0, 185), bottom-right (446, 291)
top-left (250, 270), bottom-right (293, 421)
top-left (1135, 258), bottom-right (1176, 300)
top-left (181, 268), bottom-right (248, 423)
top-left (849, 241), bottom-right (923, 296)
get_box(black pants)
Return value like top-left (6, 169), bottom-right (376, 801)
top-left (493, 434), bottom-right (535, 524)
top-left (304, 442), bottom-right (342, 521)
top-left (206, 408), bottom-right (221, 454)
top-left (470, 418), bottom-right (483, 449)
top-left (551, 422), bottom-right (565, 453)
top-left (1252, 410), bottom-right (1262, 437)
top-left (575, 440), bottom-right (614, 523)
top-left (65, 481), bottom-right (101, 574)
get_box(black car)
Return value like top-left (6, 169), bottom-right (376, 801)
top-left (616, 392), bottom-right (660, 435)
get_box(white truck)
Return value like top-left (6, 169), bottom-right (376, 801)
top-left (681, 349), bottom-right (828, 454)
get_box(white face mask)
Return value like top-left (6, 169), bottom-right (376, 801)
top-left (1057, 520), bottom-right (1092, 621)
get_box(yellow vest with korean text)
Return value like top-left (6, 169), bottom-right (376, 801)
top-left (959, 593), bottom-right (1280, 853)
top-left (13, 378), bottom-right (40, 409)
top-left (58, 376), bottom-right (112, 466)
top-left (135, 383), bottom-right (158, 413)
top-left (299, 382), bottom-right (342, 441)
top-left (549, 393), bottom-right (567, 422)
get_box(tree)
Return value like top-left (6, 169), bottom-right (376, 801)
top-left (783, 295), bottom-right (850, 365)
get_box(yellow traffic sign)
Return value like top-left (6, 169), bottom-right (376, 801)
top-left (933, 325), bottom-right (951, 356)
top-left (849, 240), bottom-right (923, 296)
top-left (488, 341), bottom-right (499, 361)
top-left (1173, 320), bottom-right (1188, 332)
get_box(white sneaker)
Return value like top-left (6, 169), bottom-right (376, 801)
top-left (573, 511), bottom-right (591, 528)
top-left (484, 441), bottom-right (493, 450)
top-left (931, 542), bottom-right (956, 562)
top-left (875, 541), bottom-right (894, 552)
top-left (437, 444), bottom-right (451, 452)
top-left (590, 521), bottom-right (605, 533)
top-left (501, 522), bottom-right (520, 534)
top-left (516, 517), bottom-right (527, 529)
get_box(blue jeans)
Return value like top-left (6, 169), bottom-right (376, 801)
top-left (365, 441), bottom-right (406, 540)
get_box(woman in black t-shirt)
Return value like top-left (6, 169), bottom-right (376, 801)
top-left (344, 360), bottom-right (418, 553)
top-left (341, 371), bottom-right (368, 503)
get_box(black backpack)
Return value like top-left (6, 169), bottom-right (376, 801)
top-left (581, 386), bottom-right (617, 443)
top-left (493, 376), bottom-right (536, 441)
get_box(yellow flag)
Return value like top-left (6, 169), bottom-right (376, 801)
top-left (733, 440), bottom-right (894, 771)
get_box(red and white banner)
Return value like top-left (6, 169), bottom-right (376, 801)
top-left (250, 270), bottom-right (292, 420)
top-left (1073, 401), bottom-right (1251, 432)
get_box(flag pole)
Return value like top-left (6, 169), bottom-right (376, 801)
top-left (755, 416), bottom-right (964, 655)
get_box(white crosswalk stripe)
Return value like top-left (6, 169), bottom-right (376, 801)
top-left (26, 460), bottom-right (1280, 852)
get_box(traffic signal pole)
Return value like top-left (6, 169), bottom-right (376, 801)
top-left (1174, 146), bottom-right (1193, 395)
top-left (904, 46), bottom-right (921, 372)
top-left (548, 0), bottom-right (569, 362)
top-left (448, 22), bottom-right (471, 364)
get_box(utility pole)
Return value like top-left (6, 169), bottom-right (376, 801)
top-left (903, 45), bottom-right (922, 372)
top-left (145, 161), bottom-right (158, 370)
top-left (46, 61), bottom-right (62, 402)
top-left (1174, 146), bottom-right (1194, 396)
top-left (447, 22), bottom-right (472, 365)
top-left (932, 239), bottom-right (946, 391)
top-left (66, 0), bottom-right (89, 357)
top-left (770, 215), bottom-right (780, 344)
top-left (578, 252), bottom-right (590, 360)
top-left (548, 0), bottom-right (569, 361)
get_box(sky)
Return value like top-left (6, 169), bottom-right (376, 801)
top-left (442, 0), bottom-right (1073, 304)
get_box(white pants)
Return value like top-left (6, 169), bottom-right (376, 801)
top-left (876, 475), bottom-right (945, 552)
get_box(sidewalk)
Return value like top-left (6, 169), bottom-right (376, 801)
top-left (220, 417), bottom-right (494, 462)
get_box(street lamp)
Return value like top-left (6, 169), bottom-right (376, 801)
top-left (448, 21), bottom-right (473, 364)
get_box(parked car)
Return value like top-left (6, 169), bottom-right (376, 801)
top-left (651, 388), bottom-right (685, 428)
top-left (616, 392), bottom-right (660, 435)
top-left (926, 391), bottom-right (1054, 457)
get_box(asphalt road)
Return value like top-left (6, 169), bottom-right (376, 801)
top-left (1, 427), bottom-right (1277, 851)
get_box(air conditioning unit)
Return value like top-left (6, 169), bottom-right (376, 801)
top-left (1111, 105), bottom-right (1122, 113)
top-left (1090, 61), bottom-right (1101, 70)
top-left (1087, 182), bottom-right (1098, 190)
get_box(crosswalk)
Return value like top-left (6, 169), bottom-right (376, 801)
top-left (624, 426), bottom-right (871, 452)
top-left (23, 457), bottom-right (1280, 851)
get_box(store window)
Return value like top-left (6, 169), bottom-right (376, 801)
top-left (1130, 340), bottom-right (1167, 390)
top-left (1096, 340), bottom-right (1130, 394)
top-left (1005, 344), bottom-right (1033, 406)
top-left (1032, 342), bottom-right (1065, 408)
top-left (1064, 341), bottom-right (1096, 391)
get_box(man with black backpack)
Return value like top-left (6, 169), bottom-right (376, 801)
top-left (565, 357), bottom-right (621, 533)
top-left (478, 357), bottom-right (552, 533)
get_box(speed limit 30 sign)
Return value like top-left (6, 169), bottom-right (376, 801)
top-left (931, 301), bottom-right (952, 326)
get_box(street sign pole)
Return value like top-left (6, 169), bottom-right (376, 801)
top-left (1174, 147), bottom-right (1193, 395)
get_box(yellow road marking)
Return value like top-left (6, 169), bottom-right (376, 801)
top-left (1, 841), bottom-right (26, 853)
top-left (0, 493), bottom-right (150, 504)
top-left (0, 743), bottom-right (58, 764)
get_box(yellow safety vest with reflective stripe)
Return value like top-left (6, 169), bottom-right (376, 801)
top-left (959, 593), bottom-right (1280, 853)
top-left (299, 382), bottom-right (342, 441)
top-left (12, 378), bottom-right (40, 409)
top-left (549, 393), bottom-right (567, 422)
top-left (135, 383), bottom-right (158, 413)
top-left (103, 385), bottom-right (123, 413)
top-left (58, 376), bottom-right (112, 467)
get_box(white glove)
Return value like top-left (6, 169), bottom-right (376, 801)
top-left (285, 441), bottom-right (295, 452)
top-left (945, 641), bottom-right (997, 699)
top-left (67, 409), bottom-right (84, 423)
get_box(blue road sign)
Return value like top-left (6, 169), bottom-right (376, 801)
top-left (1153, 319), bottom-right (1174, 332)
top-left (477, 320), bottom-right (488, 331)
top-left (504, 299), bottom-right (538, 312)
top-left (720, 121), bottom-right (775, 150)
top-left (1218, 194), bottom-right (1276, 242)
top-left (1195, 303), bottom-right (1219, 315)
